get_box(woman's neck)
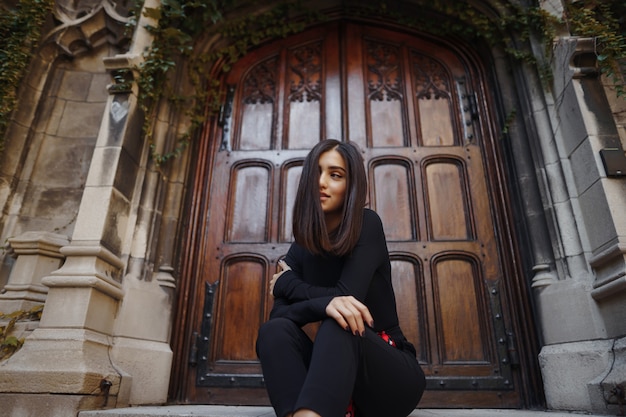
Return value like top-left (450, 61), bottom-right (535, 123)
top-left (325, 213), bottom-right (341, 234)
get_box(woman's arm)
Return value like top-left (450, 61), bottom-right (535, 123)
top-left (270, 295), bottom-right (374, 336)
top-left (268, 296), bottom-right (333, 326)
top-left (273, 210), bottom-right (387, 302)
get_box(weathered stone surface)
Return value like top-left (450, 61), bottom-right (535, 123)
top-left (539, 340), bottom-right (614, 413)
top-left (0, 393), bottom-right (113, 417)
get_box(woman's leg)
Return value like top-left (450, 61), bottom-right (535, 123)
top-left (260, 318), bottom-right (425, 417)
top-left (352, 328), bottom-right (426, 417)
top-left (256, 318), bottom-right (313, 417)
top-left (293, 319), bottom-right (360, 417)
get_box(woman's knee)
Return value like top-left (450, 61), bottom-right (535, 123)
top-left (256, 318), bottom-right (300, 354)
top-left (317, 318), bottom-right (353, 338)
top-left (314, 318), bottom-right (360, 349)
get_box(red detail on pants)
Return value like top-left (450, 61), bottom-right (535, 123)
top-left (345, 399), bottom-right (355, 417)
top-left (377, 330), bottom-right (396, 347)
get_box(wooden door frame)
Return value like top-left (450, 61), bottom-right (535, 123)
top-left (168, 13), bottom-right (544, 408)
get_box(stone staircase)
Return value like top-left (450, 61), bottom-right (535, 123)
top-left (78, 405), bottom-right (609, 417)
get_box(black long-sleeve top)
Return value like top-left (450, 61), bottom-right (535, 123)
top-left (271, 208), bottom-right (416, 356)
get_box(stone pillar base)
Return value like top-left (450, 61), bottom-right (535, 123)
top-left (0, 327), bottom-right (131, 409)
top-left (0, 232), bottom-right (69, 314)
top-left (588, 336), bottom-right (626, 415)
top-left (0, 392), bottom-right (109, 417)
top-left (110, 337), bottom-right (172, 405)
top-left (0, 244), bottom-right (131, 416)
top-left (539, 339), bottom-right (622, 415)
top-left (534, 279), bottom-right (603, 344)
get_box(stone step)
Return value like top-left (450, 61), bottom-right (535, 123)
top-left (78, 406), bottom-right (607, 417)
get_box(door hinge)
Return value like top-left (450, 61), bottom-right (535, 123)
top-left (188, 331), bottom-right (199, 367)
top-left (467, 92), bottom-right (479, 121)
top-left (506, 330), bottom-right (520, 367)
top-left (219, 85), bottom-right (235, 152)
top-left (455, 78), bottom-right (478, 143)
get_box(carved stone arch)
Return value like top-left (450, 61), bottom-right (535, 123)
top-left (42, 0), bottom-right (131, 57)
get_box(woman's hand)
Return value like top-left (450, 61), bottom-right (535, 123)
top-left (270, 260), bottom-right (291, 297)
top-left (325, 296), bottom-right (374, 336)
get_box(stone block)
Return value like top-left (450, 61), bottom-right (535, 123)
top-left (569, 139), bottom-right (600, 195)
top-left (87, 73), bottom-right (111, 103)
top-left (604, 179), bottom-right (626, 232)
top-left (577, 79), bottom-right (622, 138)
top-left (0, 328), bottom-right (122, 395)
top-left (86, 146), bottom-right (122, 188)
top-left (578, 181), bottom-right (616, 254)
top-left (114, 147), bottom-right (140, 200)
top-left (550, 38), bottom-right (577, 100)
top-left (110, 337), bottom-right (172, 405)
top-left (0, 392), bottom-right (113, 417)
top-left (58, 101), bottom-right (106, 139)
top-left (535, 279), bottom-right (604, 344)
top-left (38, 93), bottom-right (65, 136)
top-left (30, 136), bottom-right (95, 188)
top-left (40, 286), bottom-right (118, 333)
top-left (539, 339), bottom-right (613, 412)
top-left (588, 336), bottom-right (626, 415)
top-left (555, 80), bottom-right (587, 158)
top-left (115, 283), bottom-right (172, 342)
top-left (101, 188), bottom-right (131, 255)
top-left (72, 187), bottom-right (117, 242)
top-left (58, 70), bottom-right (94, 102)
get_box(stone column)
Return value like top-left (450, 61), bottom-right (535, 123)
top-left (538, 35), bottom-right (626, 415)
top-left (0, 232), bottom-right (69, 313)
top-left (0, 87), bottom-right (137, 409)
top-left (553, 36), bottom-right (626, 337)
top-left (97, 0), bottom-right (181, 405)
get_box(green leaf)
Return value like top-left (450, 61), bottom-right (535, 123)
top-left (3, 336), bottom-right (20, 347)
top-left (143, 6), bottom-right (162, 20)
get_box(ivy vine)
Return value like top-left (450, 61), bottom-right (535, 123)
top-left (137, 0), bottom-right (551, 164)
top-left (0, 0), bottom-right (54, 155)
top-left (347, 0), bottom-right (558, 86)
top-left (565, 0), bottom-right (626, 97)
top-left (0, 305), bottom-right (43, 361)
top-left (134, 0), bottom-right (622, 164)
top-left (134, 0), bottom-right (324, 164)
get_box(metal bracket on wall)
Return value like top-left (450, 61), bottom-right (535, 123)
top-left (600, 148), bottom-right (626, 177)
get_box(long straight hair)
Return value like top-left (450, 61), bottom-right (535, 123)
top-left (292, 139), bottom-right (367, 256)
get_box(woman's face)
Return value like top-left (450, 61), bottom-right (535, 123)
top-left (318, 148), bottom-right (347, 225)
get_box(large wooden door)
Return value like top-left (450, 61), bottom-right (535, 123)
top-left (178, 21), bottom-right (529, 407)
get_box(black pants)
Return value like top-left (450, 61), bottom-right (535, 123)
top-left (256, 318), bottom-right (426, 417)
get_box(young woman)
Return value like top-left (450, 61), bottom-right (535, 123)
top-left (256, 139), bottom-right (426, 417)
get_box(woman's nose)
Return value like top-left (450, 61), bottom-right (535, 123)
top-left (319, 173), bottom-right (327, 188)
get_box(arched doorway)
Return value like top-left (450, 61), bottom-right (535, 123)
top-left (173, 19), bottom-right (539, 408)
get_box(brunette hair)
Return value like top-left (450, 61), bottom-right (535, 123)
top-left (292, 139), bottom-right (367, 256)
